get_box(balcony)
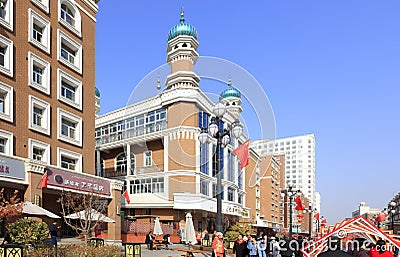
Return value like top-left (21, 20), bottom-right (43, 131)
top-left (103, 164), bottom-right (164, 178)
top-left (95, 121), bottom-right (167, 146)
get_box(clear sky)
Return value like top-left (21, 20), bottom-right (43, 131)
top-left (95, 1), bottom-right (400, 224)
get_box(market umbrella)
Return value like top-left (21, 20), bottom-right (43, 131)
top-left (153, 217), bottom-right (163, 236)
top-left (183, 212), bottom-right (197, 248)
top-left (64, 209), bottom-right (115, 223)
top-left (22, 201), bottom-right (61, 219)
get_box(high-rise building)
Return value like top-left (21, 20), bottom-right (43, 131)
top-left (0, 0), bottom-right (122, 241)
top-left (251, 134), bottom-right (319, 210)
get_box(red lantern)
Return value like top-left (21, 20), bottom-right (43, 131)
top-left (298, 219), bottom-right (303, 223)
top-left (297, 213), bottom-right (304, 218)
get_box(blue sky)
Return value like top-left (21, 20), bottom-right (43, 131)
top-left (95, 1), bottom-right (400, 224)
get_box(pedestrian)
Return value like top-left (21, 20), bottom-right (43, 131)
top-left (49, 221), bottom-right (60, 247)
top-left (258, 237), bottom-right (267, 257)
top-left (145, 231), bottom-right (154, 250)
top-left (247, 238), bottom-right (258, 257)
top-left (271, 237), bottom-right (281, 257)
top-left (280, 235), bottom-right (295, 257)
top-left (163, 234), bottom-right (173, 250)
top-left (1, 230), bottom-right (13, 246)
top-left (369, 240), bottom-right (394, 257)
top-left (212, 231), bottom-right (225, 257)
top-left (233, 234), bottom-right (247, 257)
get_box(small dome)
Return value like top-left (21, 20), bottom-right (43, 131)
top-left (220, 84), bottom-right (241, 100)
top-left (95, 87), bottom-right (100, 97)
top-left (168, 9), bottom-right (198, 41)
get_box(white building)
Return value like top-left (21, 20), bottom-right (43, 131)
top-left (352, 202), bottom-right (381, 218)
top-left (251, 134), bottom-right (319, 210)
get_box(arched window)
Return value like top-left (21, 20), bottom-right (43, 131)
top-left (115, 152), bottom-right (135, 175)
top-left (59, 0), bottom-right (82, 37)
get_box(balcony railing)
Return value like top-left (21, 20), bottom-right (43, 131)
top-left (103, 164), bottom-right (164, 178)
top-left (95, 121), bottom-right (167, 146)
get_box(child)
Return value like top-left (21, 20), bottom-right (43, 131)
top-left (247, 238), bottom-right (258, 257)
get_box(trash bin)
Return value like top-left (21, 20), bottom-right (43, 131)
top-left (125, 243), bottom-right (141, 257)
top-left (2, 243), bottom-right (23, 257)
top-left (90, 238), bottom-right (105, 247)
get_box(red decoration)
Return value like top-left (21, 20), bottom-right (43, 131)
top-left (297, 213), bottom-right (304, 218)
top-left (298, 219), bottom-right (303, 223)
top-left (233, 140), bottom-right (250, 170)
top-left (294, 196), bottom-right (304, 211)
top-left (375, 213), bottom-right (386, 222)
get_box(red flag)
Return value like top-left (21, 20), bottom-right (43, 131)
top-left (314, 213), bottom-right (320, 220)
top-left (233, 139), bottom-right (250, 170)
top-left (40, 171), bottom-right (48, 188)
top-left (321, 218), bottom-right (327, 227)
top-left (122, 189), bottom-right (131, 204)
top-left (294, 196), bottom-right (304, 211)
top-left (375, 213), bottom-right (386, 222)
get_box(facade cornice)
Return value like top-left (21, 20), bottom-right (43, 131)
top-left (25, 160), bottom-right (46, 174)
top-left (80, 0), bottom-right (99, 14)
top-left (110, 179), bottom-right (124, 191)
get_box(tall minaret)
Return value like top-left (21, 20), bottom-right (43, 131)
top-left (219, 79), bottom-right (242, 119)
top-left (166, 8), bottom-right (200, 89)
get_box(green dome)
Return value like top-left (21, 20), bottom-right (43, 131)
top-left (95, 87), bottom-right (100, 97)
top-left (168, 9), bottom-right (198, 41)
top-left (220, 84), bottom-right (241, 100)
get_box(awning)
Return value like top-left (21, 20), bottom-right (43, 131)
top-left (22, 202), bottom-right (61, 219)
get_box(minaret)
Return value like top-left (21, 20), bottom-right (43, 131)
top-left (165, 8), bottom-right (200, 89)
top-left (219, 79), bottom-right (242, 119)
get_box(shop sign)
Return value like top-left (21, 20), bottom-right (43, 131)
top-left (46, 168), bottom-right (110, 195)
top-left (0, 156), bottom-right (25, 180)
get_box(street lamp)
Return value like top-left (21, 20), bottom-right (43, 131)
top-left (387, 201), bottom-right (397, 232)
top-left (281, 182), bottom-right (300, 240)
top-left (303, 207), bottom-right (317, 240)
top-left (198, 102), bottom-right (243, 232)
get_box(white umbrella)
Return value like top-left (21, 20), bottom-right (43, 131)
top-left (184, 212), bottom-right (197, 246)
top-left (64, 209), bottom-right (115, 223)
top-left (153, 217), bottom-right (163, 236)
top-left (22, 201), bottom-right (61, 219)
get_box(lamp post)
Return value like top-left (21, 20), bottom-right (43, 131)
top-left (281, 183), bottom-right (300, 240)
top-left (387, 201), bottom-right (397, 232)
top-left (198, 102), bottom-right (243, 232)
top-left (303, 207), bottom-right (316, 240)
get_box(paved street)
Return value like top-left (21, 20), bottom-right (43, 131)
top-left (139, 245), bottom-right (212, 257)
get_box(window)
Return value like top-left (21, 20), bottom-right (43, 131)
top-left (29, 52), bottom-right (50, 94)
top-left (0, 129), bottom-right (13, 155)
top-left (29, 96), bottom-right (50, 135)
top-left (0, 35), bottom-right (13, 77)
top-left (144, 151), bottom-right (152, 167)
top-left (115, 153), bottom-right (135, 175)
top-left (130, 177), bottom-right (164, 194)
top-left (200, 179), bottom-right (209, 196)
top-left (57, 69), bottom-right (82, 110)
top-left (57, 147), bottom-right (82, 172)
top-left (57, 30), bottom-right (82, 73)
top-left (0, 0), bottom-right (13, 31)
top-left (57, 108), bottom-right (82, 146)
top-left (31, 0), bottom-right (50, 13)
top-left (228, 187), bottom-right (235, 202)
top-left (29, 9), bottom-right (50, 53)
top-left (28, 139), bottom-right (50, 164)
top-left (0, 82), bottom-right (13, 122)
top-left (58, 1), bottom-right (81, 37)
top-left (256, 188), bottom-right (260, 198)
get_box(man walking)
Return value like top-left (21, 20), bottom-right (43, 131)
top-left (49, 221), bottom-right (59, 247)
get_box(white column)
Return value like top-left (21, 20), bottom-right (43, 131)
top-left (163, 135), bottom-right (169, 172)
top-left (126, 144), bottom-right (131, 175)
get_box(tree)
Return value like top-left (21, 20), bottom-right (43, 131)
top-left (7, 218), bottom-right (49, 247)
top-left (0, 188), bottom-right (22, 219)
top-left (229, 221), bottom-right (252, 235)
top-left (58, 191), bottom-right (109, 244)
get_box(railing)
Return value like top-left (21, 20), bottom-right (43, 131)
top-left (95, 121), bottom-right (167, 146)
top-left (136, 164), bottom-right (164, 174)
top-left (103, 164), bottom-right (164, 178)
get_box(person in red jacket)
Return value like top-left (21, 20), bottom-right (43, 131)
top-left (212, 232), bottom-right (225, 257)
top-left (369, 240), bottom-right (394, 257)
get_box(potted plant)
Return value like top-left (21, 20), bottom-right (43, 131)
top-left (224, 230), bottom-right (239, 249)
